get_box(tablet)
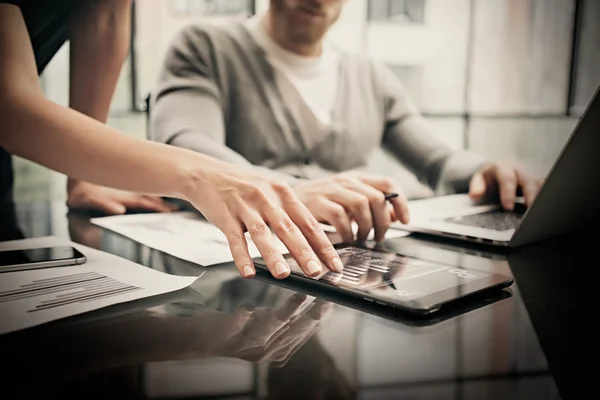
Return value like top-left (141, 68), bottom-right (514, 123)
top-left (253, 243), bottom-right (513, 315)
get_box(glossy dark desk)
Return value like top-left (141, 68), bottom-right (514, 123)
top-left (0, 202), bottom-right (581, 399)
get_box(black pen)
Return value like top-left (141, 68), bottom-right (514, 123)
top-left (384, 192), bottom-right (398, 201)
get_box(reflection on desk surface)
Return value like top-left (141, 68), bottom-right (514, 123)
top-left (0, 202), bottom-right (571, 399)
top-left (1, 251), bottom-right (558, 399)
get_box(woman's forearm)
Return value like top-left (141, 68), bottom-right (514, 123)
top-left (66, 0), bottom-right (133, 193)
top-left (0, 1), bottom-right (208, 202)
top-left (0, 2), bottom-right (342, 282)
top-left (2, 92), bottom-right (212, 200)
top-left (69, 0), bottom-right (132, 122)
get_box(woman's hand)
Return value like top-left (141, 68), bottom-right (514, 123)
top-left (181, 160), bottom-right (344, 280)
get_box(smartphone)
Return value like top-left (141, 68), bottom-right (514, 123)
top-left (0, 246), bottom-right (87, 273)
top-left (253, 243), bottom-right (513, 315)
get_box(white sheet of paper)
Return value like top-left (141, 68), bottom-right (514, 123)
top-left (0, 236), bottom-right (198, 335)
top-left (404, 194), bottom-right (482, 221)
top-left (319, 221), bottom-right (410, 239)
top-left (91, 212), bottom-right (410, 268)
top-left (92, 212), bottom-right (290, 266)
top-left (389, 194), bottom-right (497, 229)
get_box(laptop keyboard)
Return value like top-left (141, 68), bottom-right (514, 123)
top-left (444, 210), bottom-right (523, 231)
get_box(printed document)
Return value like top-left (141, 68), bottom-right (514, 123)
top-left (0, 236), bottom-right (198, 335)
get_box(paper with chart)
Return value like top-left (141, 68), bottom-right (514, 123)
top-left (91, 212), bottom-right (410, 267)
top-left (0, 236), bottom-right (199, 335)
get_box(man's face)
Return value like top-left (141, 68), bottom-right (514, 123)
top-left (270, 0), bottom-right (344, 46)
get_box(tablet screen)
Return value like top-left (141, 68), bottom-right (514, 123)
top-left (284, 246), bottom-right (494, 304)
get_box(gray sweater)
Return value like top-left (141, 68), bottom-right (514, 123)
top-left (150, 22), bottom-right (484, 194)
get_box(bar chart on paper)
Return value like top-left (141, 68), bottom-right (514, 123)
top-left (0, 271), bottom-right (141, 313)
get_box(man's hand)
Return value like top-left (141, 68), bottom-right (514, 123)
top-left (183, 160), bottom-right (344, 280)
top-left (293, 172), bottom-right (410, 243)
top-left (67, 179), bottom-right (174, 215)
top-left (468, 162), bottom-right (543, 210)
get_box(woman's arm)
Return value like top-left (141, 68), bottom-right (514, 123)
top-left (65, 0), bottom-right (171, 214)
top-left (0, 4), bottom-right (187, 196)
top-left (0, 4), bottom-right (343, 279)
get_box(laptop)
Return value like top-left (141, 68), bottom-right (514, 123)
top-left (393, 85), bottom-right (600, 247)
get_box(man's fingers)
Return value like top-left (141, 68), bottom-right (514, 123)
top-left (515, 167), bottom-right (540, 207)
top-left (353, 172), bottom-right (394, 192)
top-left (329, 189), bottom-right (372, 242)
top-left (321, 200), bottom-right (354, 243)
top-left (118, 194), bottom-right (172, 212)
top-left (495, 165), bottom-right (518, 210)
top-left (389, 203), bottom-right (399, 222)
top-left (388, 191), bottom-right (410, 225)
top-left (345, 181), bottom-right (390, 242)
top-left (89, 197), bottom-right (126, 215)
top-left (475, 163), bottom-right (542, 209)
top-left (142, 195), bottom-right (177, 212)
top-left (277, 187), bottom-right (344, 273)
top-left (70, 192), bottom-right (126, 214)
top-left (469, 172), bottom-right (487, 200)
top-left (353, 173), bottom-right (410, 225)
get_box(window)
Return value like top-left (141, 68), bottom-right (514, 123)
top-left (169, 0), bottom-right (253, 16)
top-left (368, 0), bottom-right (426, 24)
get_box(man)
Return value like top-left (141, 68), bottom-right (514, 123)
top-left (0, 0), bottom-right (344, 280)
top-left (151, 0), bottom-right (542, 243)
